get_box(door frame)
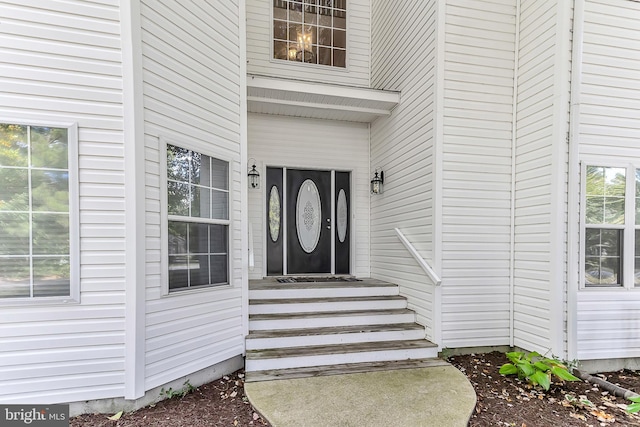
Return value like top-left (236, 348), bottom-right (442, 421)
top-left (263, 165), bottom-right (353, 276)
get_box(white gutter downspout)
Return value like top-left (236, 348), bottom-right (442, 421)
top-left (567, 0), bottom-right (585, 362)
top-left (509, 0), bottom-right (521, 348)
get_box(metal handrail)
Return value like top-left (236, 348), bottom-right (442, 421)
top-left (394, 228), bottom-right (441, 286)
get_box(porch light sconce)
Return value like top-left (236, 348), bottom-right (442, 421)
top-left (371, 169), bottom-right (384, 194)
top-left (248, 159), bottom-right (260, 189)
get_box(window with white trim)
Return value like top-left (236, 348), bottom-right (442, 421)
top-left (166, 144), bottom-right (229, 292)
top-left (273, 0), bottom-right (347, 67)
top-left (0, 122), bottom-right (76, 299)
top-left (583, 165), bottom-right (640, 288)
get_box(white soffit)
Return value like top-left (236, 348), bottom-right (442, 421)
top-left (247, 75), bottom-right (400, 123)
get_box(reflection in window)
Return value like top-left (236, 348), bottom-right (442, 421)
top-left (584, 166), bottom-right (626, 287)
top-left (166, 144), bottom-right (229, 292)
top-left (0, 123), bottom-right (71, 299)
top-left (273, 0), bottom-right (347, 67)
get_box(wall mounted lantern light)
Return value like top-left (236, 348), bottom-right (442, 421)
top-left (371, 169), bottom-right (384, 194)
top-left (248, 159), bottom-right (260, 189)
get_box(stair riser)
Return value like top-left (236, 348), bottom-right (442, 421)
top-left (249, 313), bottom-right (415, 331)
top-left (245, 328), bottom-right (425, 350)
top-left (249, 299), bottom-right (406, 315)
top-left (245, 347), bottom-right (439, 371)
top-left (249, 287), bottom-right (398, 300)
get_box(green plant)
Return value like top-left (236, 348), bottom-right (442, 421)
top-left (160, 380), bottom-right (195, 399)
top-left (627, 395), bottom-right (640, 414)
top-left (499, 351), bottom-right (580, 391)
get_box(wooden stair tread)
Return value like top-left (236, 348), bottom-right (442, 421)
top-left (249, 278), bottom-right (396, 290)
top-left (246, 339), bottom-right (437, 359)
top-left (247, 323), bottom-right (424, 338)
top-left (245, 358), bottom-right (449, 382)
top-left (249, 295), bottom-right (406, 305)
top-left (249, 308), bottom-right (412, 321)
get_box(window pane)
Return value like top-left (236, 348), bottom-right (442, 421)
top-left (585, 196), bottom-right (604, 224)
top-left (636, 230), bottom-right (640, 287)
top-left (210, 254), bottom-right (228, 285)
top-left (168, 255), bottom-right (189, 290)
top-left (212, 190), bottom-right (228, 220)
top-left (0, 257), bottom-right (30, 298)
top-left (190, 185), bottom-right (210, 218)
top-left (0, 212), bottom-right (29, 255)
top-left (0, 168), bottom-right (28, 211)
top-left (32, 213), bottom-right (69, 255)
top-left (30, 127), bottom-right (68, 169)
top-left (585, 228), bottom-right (622, 286)
top-left (274, 19), bottom-right (288, 40)
top-left (274, 40), bottom-right (288, 60)
top-left (0, 124), bottom-right (28, 167)
top-left (604, 196), bottom-right (625, 224)
top-left (318, 26), bottom-right (331, 46)
top-left (636, 170), bottom-right (640, 224)
top-left (191, 152), bottom-right (210, 187)
top-left (167, 181), bottom-right (189, 216)
top-left (210, 224), bottom-right (228, 254)
top-left (168, 221), bottom-right (188, 255)
top-left (167, 145), bottom-right (190, 183)
top-left (333, 49), bottom-right (346, 67)
top-left (189, 255), bottom-right (210, 287)
top-left (31, 170), bottom-right (69, 212)
top-left (189, 223), bottom-right (209, 254)
top-left (333, 29), bottom-right (346, 49)
top-left (33, 257), bottom-right (69, 297)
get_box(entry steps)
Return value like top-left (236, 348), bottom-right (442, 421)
top-left (245, 278), bottom-right (439, 381)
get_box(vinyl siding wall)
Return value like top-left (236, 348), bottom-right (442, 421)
top-left (513, 0), bottom-right (570, 356)
top-left (0, 0), bottom-right (126, 403)
top-left (513, 0), bottom-right (557, 353)
top-left (246, 0), bottom-right (370, 87)
top-left (440, 0), bottom-right (517, 348)
top-left (369, 0), bottom-right (438, 340)
top-left (576, 0), bottom-right (640, 360)
top-left (141, 1), bottom-right (245, 390)
top-left (247, 114), bottom-right (370, 279)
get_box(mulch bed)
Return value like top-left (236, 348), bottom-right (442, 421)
top-left (451, 351), bottom-right (640, 427)
top-left (70, 371), bottom-right (269, 427)
top-left (71, 352), bottom-right (640, 426)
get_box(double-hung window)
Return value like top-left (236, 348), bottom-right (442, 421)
top-left (583, 164), bottom-right (640, 288)
top-left (0, 122), bottom-right (77, 301)
top-left (165, 143), bottom-right (229, 292)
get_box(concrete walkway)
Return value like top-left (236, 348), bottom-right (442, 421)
top-left (245, 364), bottom-right (476, 427)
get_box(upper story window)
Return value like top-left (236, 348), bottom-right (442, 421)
top-left (583, 165), bottom-right (640, 288)
top-left (166, 144), bottom-right (229, 292)
top-left (273, 0), bottom-right (347, 68)
top-left (0, 122), bottom-right (77, 301)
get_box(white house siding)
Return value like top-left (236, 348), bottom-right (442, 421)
top-left (247, 114), bottom-right (370, 279)
top-left (0, 1), bottom-right (126, 403)
top-left (141, 1), bottom-right (244, 389)
top-left (576, 0), bottom-right (640, 360)
top-left (246, 0), bottom-right (370, 87)
top-left (369, 0), bottom-right (438, 340)
top-left (513, 0), bottom-right (570, 355)
top-left (440, 0), bottom-right (517, 348)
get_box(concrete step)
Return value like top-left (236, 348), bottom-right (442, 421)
top-left (245, 358), bottom-right (449, 382)
top-left (245, 339), bottom-right (439, 372)
top-left (246, 323), bottom-right (425, 350)
top-left (249, 295), bottom-right (407, 314)
top-left (248, 309), bottom-right (415, 331)
top-left (249, 279), bottom-right (399, 299)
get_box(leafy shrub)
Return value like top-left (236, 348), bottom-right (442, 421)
top-left (627, 395), bottom-right (640, 414)
top-left (499, 351), bottom-right (580, 391)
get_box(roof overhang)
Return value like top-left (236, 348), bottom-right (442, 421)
top-left (247, 75), bottom-right (400, 123)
